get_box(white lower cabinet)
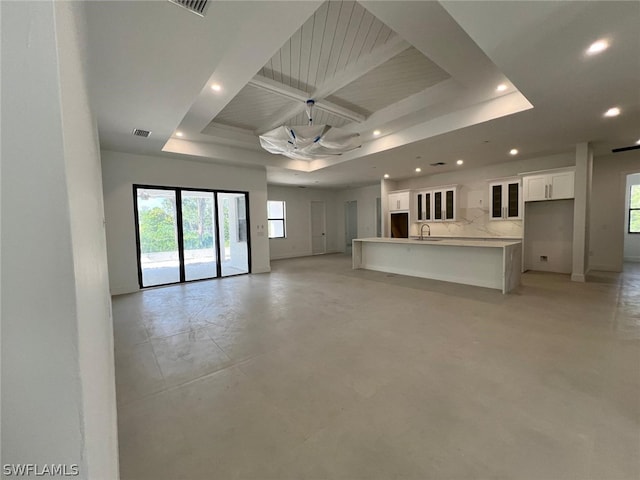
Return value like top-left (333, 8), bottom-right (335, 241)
top-left (523, 169), bottom-right (574, 202)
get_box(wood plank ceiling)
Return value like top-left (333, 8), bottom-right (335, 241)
top-left (205, 0), bottom-right (451, 136)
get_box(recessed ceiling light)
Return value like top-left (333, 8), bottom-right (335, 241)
top-left (586, 39), bottom-right (609, 55)
top-left (604, 107), bottom-right (620, 117)
top-left (373, 130), bottom-right (381, 136)
top-left (211, 83), bottom-right (222, 92)
top-left (496, 84), bottom-right (508, 92)
top-left (456, 159), bottom-right (464, 165)
top-left (384, 174), bottom-right (390, 179)
top-left (176, 131), bottom-right (184, 137)
top-left (509, 149), bottom-right (519, 155)
top-left (415, 167), bottom-right (422, 173)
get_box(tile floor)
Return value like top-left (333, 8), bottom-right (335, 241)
top-left (113, 254), bottom-right (640, 480)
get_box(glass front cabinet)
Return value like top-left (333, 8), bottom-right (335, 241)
top-left (415, 186), bottom-right (457, 222)
top-left (489, 178), bottom-right (521, 220)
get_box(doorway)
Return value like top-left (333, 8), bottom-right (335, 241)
top-left (311, 201), bottom-right (326, 255)
top-left (134, 185), bottom-right (251, 288)
top-left (345, 200), bottom-right (358, 254)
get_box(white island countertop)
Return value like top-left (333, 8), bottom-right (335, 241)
top-left (354, 237), bottom-right (521, 248)
top-left (352, 237), bottom-right (522, 294)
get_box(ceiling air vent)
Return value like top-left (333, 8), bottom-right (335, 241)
top-left (168, 0), bottom-right (208, 16)
top-left (132, 128), bottom-right (151, 138)
top-left (430, 162), bottom-right (446, 166)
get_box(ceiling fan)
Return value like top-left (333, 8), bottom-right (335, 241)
top-left (259, 100), bottom-right (361, 161)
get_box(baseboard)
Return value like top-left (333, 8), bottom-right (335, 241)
top-left (588, 264), bottom-right (621, 272)
top-left (251, 265), bottom-right (271, 274)
top-left (110, 284), bottom-right (139, 296)
top-left (571, 273), bottom-right (586, 282)
top-left (270, 251), bottom-right (313, 260)
top-left (270, 250), bottom-right (342, 261)
top-left (623, 256), bottom-right (640, 263)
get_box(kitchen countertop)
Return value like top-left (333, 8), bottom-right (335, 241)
top-left (354, 237), bottom-right (522, 248)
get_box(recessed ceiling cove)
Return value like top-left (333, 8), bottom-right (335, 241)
top-left (162, 0), bottom-right (534, 172)
top-left (85, 0), bottom-right (640, 186)
top-left (204, 2), bottom-right (451, 137)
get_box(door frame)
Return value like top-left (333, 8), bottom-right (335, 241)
top-left (310, 200), bottom-right (327, 255)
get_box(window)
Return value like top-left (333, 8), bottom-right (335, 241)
top-left (267, 200), bottom-right (286, 238)
top-left (133, 185), bottom-right (251, 287)
top-left (629, 185), bottom-right (640, 233)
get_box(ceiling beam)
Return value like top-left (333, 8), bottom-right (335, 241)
top-left (255, 35), bottom-right (410, 134)
top-left (249, 75), bottom-right (366, 124)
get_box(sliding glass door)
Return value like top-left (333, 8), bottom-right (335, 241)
top-left (182, 191), bottom-right (217, 281)
top-left (217, 192), bottom-right (249, 277)
top-left (135, 187), bottom-right (181, 287)
top-left (134, 185), bottom-right (250, 288)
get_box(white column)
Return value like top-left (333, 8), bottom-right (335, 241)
top-left (380, 179), bottom-right (397, 237)
top-left (1, 1), bottom-right (119, 477)
top-left (572, 142), bottom-right (593, 282)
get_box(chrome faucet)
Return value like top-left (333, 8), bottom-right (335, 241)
top-left (420, 223), bottom-right (431, 240)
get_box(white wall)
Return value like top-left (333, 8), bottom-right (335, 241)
top-left (266, 183), bottom-right (381, 259)
top-left (395, 153), bottom-right (574, 238)
top-left (335, 184), bottom-right (382, 250)
top-left (590, 150), bottom-right (640, 271)
top-left (623, 173), bottom-right (640, 262)
top-left (102, 151), bottom-right (270, 294)
top-left (524, 199), bottom-right (574, 273)
top-left (267, 186), bottom-right (340, 259)
top-left (56, 2), bottom-right (119, 476)
top-left (1, 1), bottom-right (118, 478)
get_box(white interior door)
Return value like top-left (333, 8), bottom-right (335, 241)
top-left (311, 201), bottom-right (326, 255)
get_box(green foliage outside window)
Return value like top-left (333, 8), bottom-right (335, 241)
top-left (138, 196), bottom-right (231, 253)
top-left (181, 197), bottom-right (214, 250)
top-left (139, 204), bottom-right (178, 253)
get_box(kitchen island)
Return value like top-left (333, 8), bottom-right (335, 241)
top-left (352, 237), bottom-right (522, 294)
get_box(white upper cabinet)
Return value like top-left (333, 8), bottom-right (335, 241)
top-left (549, 171), bottom-right (575, 199)
top-left (523, 176), bottom-right (548, 202)
top-left (388, 191), bottom-right (410, 212)
top-left (415, 186), bottom-right (457, 222)
top-left (523, 169), bottom-right (574, 202)
top-left (489, 178), bottom-right (521, 220)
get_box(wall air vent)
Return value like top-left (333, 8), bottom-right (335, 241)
top-left (168, 0), bottom-right (208, 16)
top-left (430, 162), bottom-right (446, 166)
top-left (132, 128), bottom-right (151, 138)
